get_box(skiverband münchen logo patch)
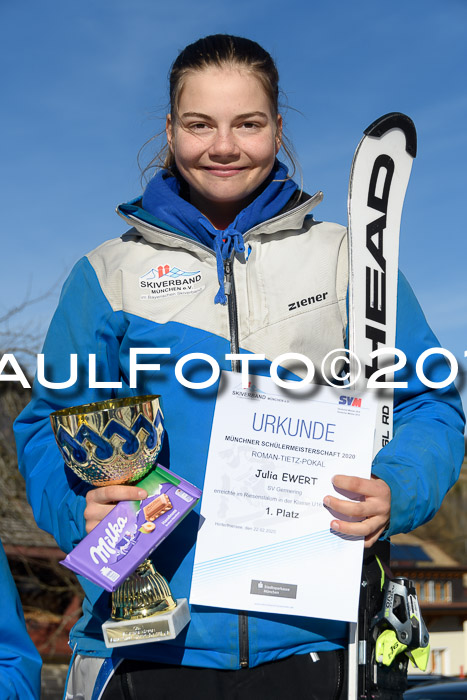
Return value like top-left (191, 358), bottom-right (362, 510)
top-left (139, 265), bottom-right (204, 300)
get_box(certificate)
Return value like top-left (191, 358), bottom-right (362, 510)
top-left (190, 371), bottom-right (377, 623)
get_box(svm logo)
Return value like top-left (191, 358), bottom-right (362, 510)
top-left (338, 395), bottom-right (362, 408)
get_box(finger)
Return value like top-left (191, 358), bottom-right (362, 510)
top-left (330, 514), bottom-right (387, 539)
top-left (87, 485), bottom-right (147, 505)
top-left (324, 494), bottom-right (388, 520)
top-left (324, 495), bottom-right (366, 521)
top-left (331, 474), bottom-right (382, 497)
top-left (85, 509), bottom-right (114, 534)
top-left (84, 499), bottom-right (116, 530)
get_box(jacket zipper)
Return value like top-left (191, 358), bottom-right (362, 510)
top-left (224, 256), bottom-right (240, 370)
top-left (224, 254), bottom-right (249, 667)
top-left (238, 610), bottom-right (249, 668)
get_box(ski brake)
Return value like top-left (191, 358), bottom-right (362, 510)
top-left (371, 568), bottom-right (430, 672)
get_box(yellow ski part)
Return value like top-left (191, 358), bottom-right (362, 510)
top-left (408, 645), bottom-right (430, 672)
top-left (375, 629), bottom-right (407, 666)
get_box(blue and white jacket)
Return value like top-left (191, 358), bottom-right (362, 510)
top-left (0, 541), bottom-right (42, 699)
top-left (14, 170), bottom-right (465, 672)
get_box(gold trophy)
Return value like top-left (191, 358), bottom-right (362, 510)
top-left (50, 395), bottom-right (192, 647)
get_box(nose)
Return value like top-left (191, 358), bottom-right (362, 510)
top-left (208, 127), bottom-right (240, 158)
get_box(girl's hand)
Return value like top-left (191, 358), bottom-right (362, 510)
top-left (84, 485), bottom-right (148, 534)
top-left (323, 475), bottom-right (391, 548)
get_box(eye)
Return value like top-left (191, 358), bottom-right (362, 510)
top-left (189, 122), bottom-right (211, 132)
top-left (241, 122), bottom-right (259, 130)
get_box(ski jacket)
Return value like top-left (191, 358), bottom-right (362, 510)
top-left (14, 191), bottom-right (465, 672)
top-left (0, 541), bottom-right (42, 699)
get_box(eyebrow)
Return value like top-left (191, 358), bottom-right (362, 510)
top-left (180, 111), bottom-right (269, 120)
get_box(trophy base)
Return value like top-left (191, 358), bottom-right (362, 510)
top-left (102, 598), bottom-right (190, 648)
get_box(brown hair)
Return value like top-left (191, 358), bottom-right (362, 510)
top-left (139, 34), bottom-right (299, 183)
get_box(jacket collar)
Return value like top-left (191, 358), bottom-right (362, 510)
top-left (117, 189), bottom-right (324, 249)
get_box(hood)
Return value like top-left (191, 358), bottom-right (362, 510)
top-left (118, 161), bottom-right (300, 242)
top-left (116, 162), bottom-right (322, 304)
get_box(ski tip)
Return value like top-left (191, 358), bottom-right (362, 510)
top-left (364, 113), bottom-right (417, 158)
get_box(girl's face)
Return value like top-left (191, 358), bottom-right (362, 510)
top-left (166, 66), bottom-right (282, 227)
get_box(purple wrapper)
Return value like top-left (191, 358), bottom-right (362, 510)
top-left (61, 464), bottom-right (201, 591)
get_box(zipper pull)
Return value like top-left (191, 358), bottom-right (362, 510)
top-left (224, 259), bottom-right (232, 296)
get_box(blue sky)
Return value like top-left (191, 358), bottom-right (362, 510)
top-left (1, 0), bottom-right (466, 408)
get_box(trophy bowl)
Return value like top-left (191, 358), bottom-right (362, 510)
top-left (50, 395), bottom-right (164, 486)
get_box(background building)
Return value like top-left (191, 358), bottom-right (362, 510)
top-left (391, 532), bottom-right (467, 677)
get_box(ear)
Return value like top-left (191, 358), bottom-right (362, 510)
top-left (275, 114), bottom-right (283, 154)
top-left (166, 114), bottom-right (174, 153)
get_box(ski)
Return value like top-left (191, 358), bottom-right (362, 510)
top-left (348, 112), bottom-right (417, 453)
top-left (346, 113), bottom-right (417, 700)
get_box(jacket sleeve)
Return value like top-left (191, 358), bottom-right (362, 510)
top-left (371, 272), bottom-right (465, 536)
top-left (0, 541), bottom-right (42, 700)
top-left (14, 257), bottom-right (124, 553)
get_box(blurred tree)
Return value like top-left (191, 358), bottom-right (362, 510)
top-left (0, 288), bottom-right (83, 660)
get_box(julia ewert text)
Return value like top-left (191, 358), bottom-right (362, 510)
top-left (0, 346), bottom-right (462, 391)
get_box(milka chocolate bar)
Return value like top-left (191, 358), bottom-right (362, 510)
top-left (143, 493), bottom-right (172, 522)
top-left (60, 464), bottom-right (201, 592)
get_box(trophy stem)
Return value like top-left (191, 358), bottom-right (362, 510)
top-left (111, 559), bottom-right (176, 621)
top-left (103, 559), bottom-right (191, 648)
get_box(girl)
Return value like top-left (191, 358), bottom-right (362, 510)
top-left (15, 35), bottom-right (464, 700)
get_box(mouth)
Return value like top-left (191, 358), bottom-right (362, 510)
top-left (202, 166), bottom-right (247, 177)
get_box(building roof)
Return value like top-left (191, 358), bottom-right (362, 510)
top-left (391, 532), bottom-right (464, 569)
